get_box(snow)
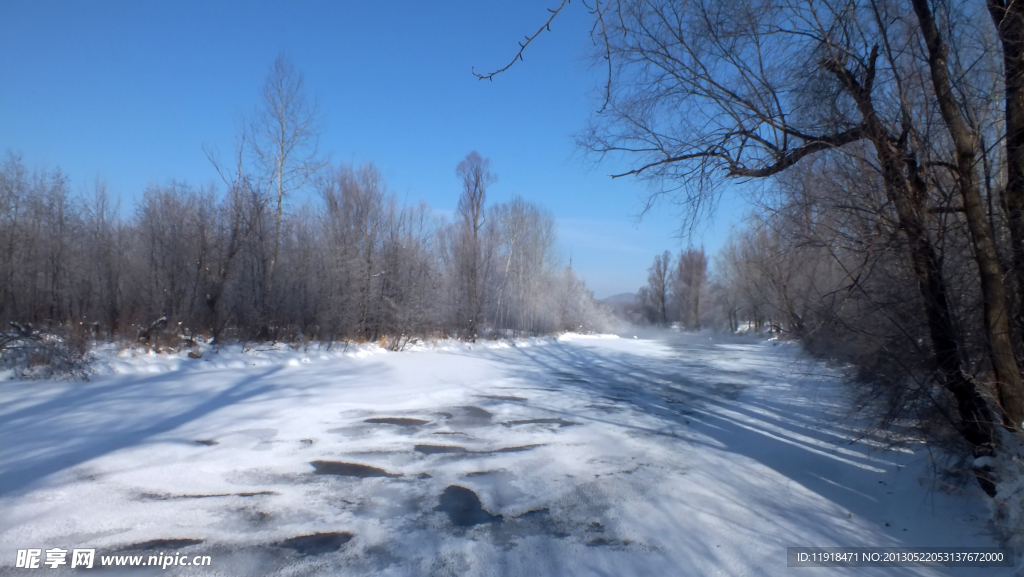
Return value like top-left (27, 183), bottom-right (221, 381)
top-left (0, 332), bottom-right (1014, 576)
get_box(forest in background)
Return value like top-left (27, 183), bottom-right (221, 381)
top-left (0, 149), bottom-right (611, 350)
top-left (0, 56), bottom-right (612, 367)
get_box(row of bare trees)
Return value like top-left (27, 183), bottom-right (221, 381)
top-left (571, 0), bottom-right (1024, 494)
top-left (0, 150), bottom-right (610, 346)
top-left (0, 54), bottom-right (611, 350)
top-left (632, 248), bottom-right (708, 329)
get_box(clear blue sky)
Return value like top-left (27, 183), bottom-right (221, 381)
top-left (0, 0), bottom-right (748, 299)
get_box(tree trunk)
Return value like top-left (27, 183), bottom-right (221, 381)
top-left (988, 0), bottom-right (1024, 352)
top-left (891, 141), bottom-right (999, 496)
top-left (914, 0), bottom-right (1024, 430)
top-left (827, 49), bottom-right (999, 493)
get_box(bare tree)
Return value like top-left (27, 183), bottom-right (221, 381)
top-left (987, 0), bottom-right (1024, 347)
top-left (674, 247), bottom-right (707, 330)
top-left (912, 0), bottom-right (1024, 429)
top-left (249, 54), bottom-right (323, 277)
top-left (455, 151), bottom-right (496, 339)
top-left (645, 251), bottom-right (671, 326)
top-left (491, 197), bottom-right (558, 334)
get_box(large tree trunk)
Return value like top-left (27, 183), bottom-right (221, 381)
top-left (889, 139), bottom-right (999, 496)
top-left (914, 0), bottom-right (1024, 430)
top-left (826, 51), bottom-right (999, 494)
top-left (988, 0), bottom-right (1024, 352)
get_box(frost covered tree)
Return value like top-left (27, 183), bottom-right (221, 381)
top-left (249, 54), bottom-right (323, 278)
top-left (643, 251), bottom-right (671, 326)
top-left (673, 248), bottom-right (706, 330)
top-left (490, 197), bottom-right (557, 334)
top-left (452, 152), bottom-right (495, 340)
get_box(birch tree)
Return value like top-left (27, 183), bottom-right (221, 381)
top-left (249, 54), bottom-right (323, 277)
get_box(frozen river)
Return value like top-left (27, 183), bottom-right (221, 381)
top-left (0, 331), bottom-right (1008, 576)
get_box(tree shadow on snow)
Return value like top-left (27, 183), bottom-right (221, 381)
top-left (475, 332), bottom-right (985, 562)
top-left (0, 362), bottom-right (378, 496)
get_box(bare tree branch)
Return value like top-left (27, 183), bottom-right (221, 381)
top-left (473, 0), bottom-right (572, 80)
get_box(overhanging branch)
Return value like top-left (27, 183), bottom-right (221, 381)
top-left (610, 125), bottom-right (867, 180)
top-left (728, 126), bottom-right (867, 178)
top-left (473, 0), bottom-right (572, 80)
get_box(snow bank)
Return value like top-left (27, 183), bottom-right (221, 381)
top-left (87, 341), bottom-right (389, 377)
top-left (81, 333), bottom-right (622, 378)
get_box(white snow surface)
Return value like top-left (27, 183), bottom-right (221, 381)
top-left (0, 332), bottom-right (1014, 576)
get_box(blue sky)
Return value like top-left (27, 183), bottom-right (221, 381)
top-left (0, 1), bottom-right (749, 298)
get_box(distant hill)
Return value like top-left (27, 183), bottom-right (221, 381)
top-left (601, 292), bottom-right (638, 305)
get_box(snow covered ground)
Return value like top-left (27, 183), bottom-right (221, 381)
top-left (0, 331), bottom-right (1014, 576)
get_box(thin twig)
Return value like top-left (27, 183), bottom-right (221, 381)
top-left (473, 0), bottom-right (572, 80)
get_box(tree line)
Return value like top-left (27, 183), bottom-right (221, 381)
top-left (0, 152), bottom-right (609, 346)
top-left (0, 56), bottom-right (611, 351)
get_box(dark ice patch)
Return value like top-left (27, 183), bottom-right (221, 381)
top-left (310, 461), bottom-right (398, 478)
top-left (492, 444), bottom-right (544, 453)
top-left (365, 417), bottom-right (430, 426)
top-left (122, 539), bottom-right (203, 551)
top-left (194, 439), bottom-right (218, 446)
top-left (455, 406), bottom-right (492, 423)
top-left (415, 444), bottom-right (469, 455)
top-left (411, 442), bottom-right (540, 457)
top-left (415, 444), bottom-right (541, 455)
top-left (276, 532), bottom-right (353, 555)
top-left (437, 486), bottom-right (502, 527)
top-left (460, 406), bottom-right (493, 418)
top-left (586, 537), bottom-right (632, 548)
top-left (502, 418), bottom-right (578, 428)
top-left (140, 491), bottom-right (276, 500)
